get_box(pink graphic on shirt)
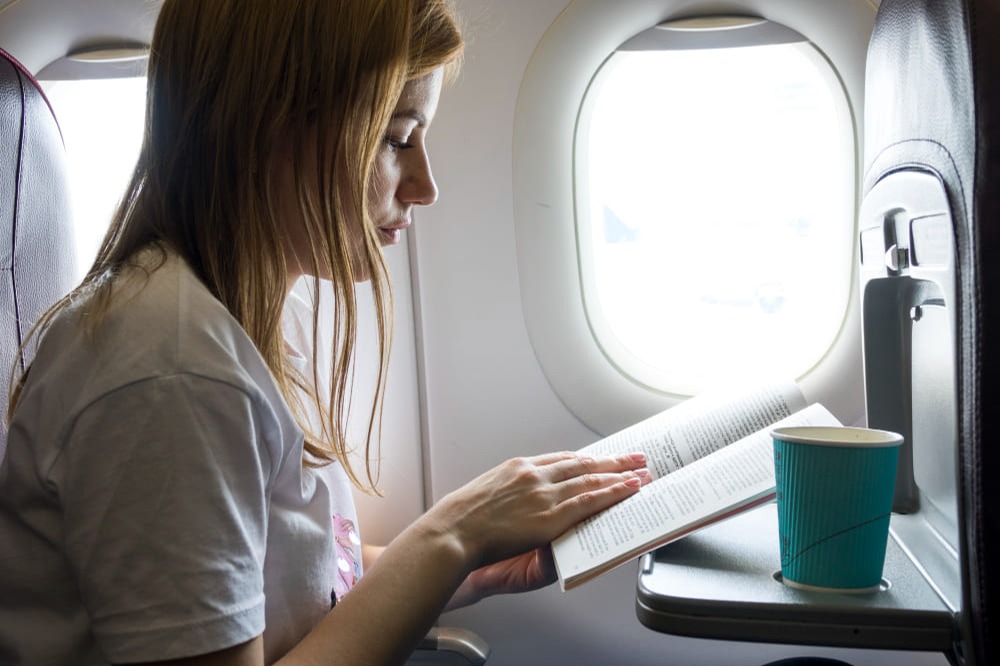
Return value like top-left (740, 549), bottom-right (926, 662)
top-left (332, 514), bottom-right (361, 603)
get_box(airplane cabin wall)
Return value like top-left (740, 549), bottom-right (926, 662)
top-left (361, 0), bottom-right (948, 664)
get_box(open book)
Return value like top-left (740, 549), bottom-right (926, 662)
top-left (552, 381), bottom-right (842, 591)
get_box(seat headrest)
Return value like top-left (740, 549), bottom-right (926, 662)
top-left (0, 47), bottom-right (77, 458)
top-left (863, 0), bottom-right (975, 205)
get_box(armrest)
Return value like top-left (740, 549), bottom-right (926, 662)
top-left (410, 626), bottom-right (491, 665)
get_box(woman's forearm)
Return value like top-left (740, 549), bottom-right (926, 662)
top-left (279, 519), bottom-right (472, 665)
top-left (279, 451), bottom-right (646, 664)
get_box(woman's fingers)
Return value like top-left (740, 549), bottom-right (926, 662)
top-left (550, 468), bottom-right (650, 520)
top-left (553, 468), bottom-right (652, 500)
top-left (518, 450), bottom-right (653, 520)
top-left (527, 450), bottom-right (582, 467)
top-left (530, 450), bottom-right (648, 482)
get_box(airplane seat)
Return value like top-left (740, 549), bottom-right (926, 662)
top-left (0, 46), bottom-right (77, 461)
top-left (0, 45), bottom-right (488, 666)
top-left (859, 0), bottom-right (998, 662)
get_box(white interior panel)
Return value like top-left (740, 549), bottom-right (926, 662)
top-left (0, 0), bottom-right (159, 73)
top-left (411, 0), bottom-right (600, 504)
top-left (338, 240), bottom-right (427, 545)
top-left (408, 0), bottom-right (945, 663)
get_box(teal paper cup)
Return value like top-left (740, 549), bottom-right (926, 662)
top-left (770, 426), bottom-right (902, 593)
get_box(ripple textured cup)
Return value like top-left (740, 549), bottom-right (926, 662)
top-left (770, 426), bottom-right (903, 593)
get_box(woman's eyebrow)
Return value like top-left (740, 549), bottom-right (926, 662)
top-left (391, 109), bottom-right (427, 127)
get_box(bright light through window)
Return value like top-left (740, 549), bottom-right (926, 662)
top-left (577, 40), bottom-right (854, 395)
top-left (42, 78), bottom-right (147, 281)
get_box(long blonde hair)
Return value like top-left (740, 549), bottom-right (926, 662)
top-left (8, 0), bottom-right (463, 492)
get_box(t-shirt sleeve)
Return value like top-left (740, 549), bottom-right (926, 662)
top-left (51, 373), bottom-right (281, 663)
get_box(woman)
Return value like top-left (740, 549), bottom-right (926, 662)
top-left (0, 0), bottom-right (650, 663)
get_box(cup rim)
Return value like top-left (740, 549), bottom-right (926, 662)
top-left (770, 425), bottom-right (903, 448)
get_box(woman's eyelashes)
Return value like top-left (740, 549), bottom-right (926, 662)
top-left (385, 135), bottom-right (414, 151)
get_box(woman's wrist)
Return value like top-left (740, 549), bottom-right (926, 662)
top-left (404, 506), bottom-right (481, 575)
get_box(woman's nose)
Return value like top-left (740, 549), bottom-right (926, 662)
top-left (400, 151), bottom-right (439, 206)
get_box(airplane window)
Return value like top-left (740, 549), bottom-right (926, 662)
top-left (575, 23), bottom-right (855, 396)
top-left (41, 78), bottom-right (147, 280)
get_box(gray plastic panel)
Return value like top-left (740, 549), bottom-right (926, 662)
top-left (857, 171), bottom-right (961, 613)
top-left (636, 504), bottom-right (953, 652)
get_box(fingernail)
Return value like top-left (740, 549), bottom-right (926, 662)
top-left (629, 452), bottom-right (647, 464)
top-left (624, 476), bottom-right (642, 488)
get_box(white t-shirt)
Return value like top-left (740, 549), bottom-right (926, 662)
top-left (0, 248), bottom-right (362, 664)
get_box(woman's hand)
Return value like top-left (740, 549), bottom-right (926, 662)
top-left (443, 546), bottom-right (554, 610)
top-left (423, 450), bottom-right (651, 576)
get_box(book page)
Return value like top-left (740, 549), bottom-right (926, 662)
top-left (553, 402), bottom-right (840, 590)
top-left (580, 381), bottom-right (806, 479)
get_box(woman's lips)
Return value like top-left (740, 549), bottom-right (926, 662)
top-left (378, 219), bottom-right (411, 245)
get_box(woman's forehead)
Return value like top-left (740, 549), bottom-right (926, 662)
top-left (395, 69), bottom-right (443, 117)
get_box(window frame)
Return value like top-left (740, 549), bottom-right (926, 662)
top-left (511, 0), bottom-right (875, 435)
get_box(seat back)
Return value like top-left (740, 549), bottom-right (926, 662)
top-left (859, 0), bottom-right (998, 662)
top-left (0, 47), bottom-right (77, 459)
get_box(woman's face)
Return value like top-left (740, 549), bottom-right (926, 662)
top-left (367, 69), bottom-right (443, 251)
top-left (279, 69), bottom-right (444, 289)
